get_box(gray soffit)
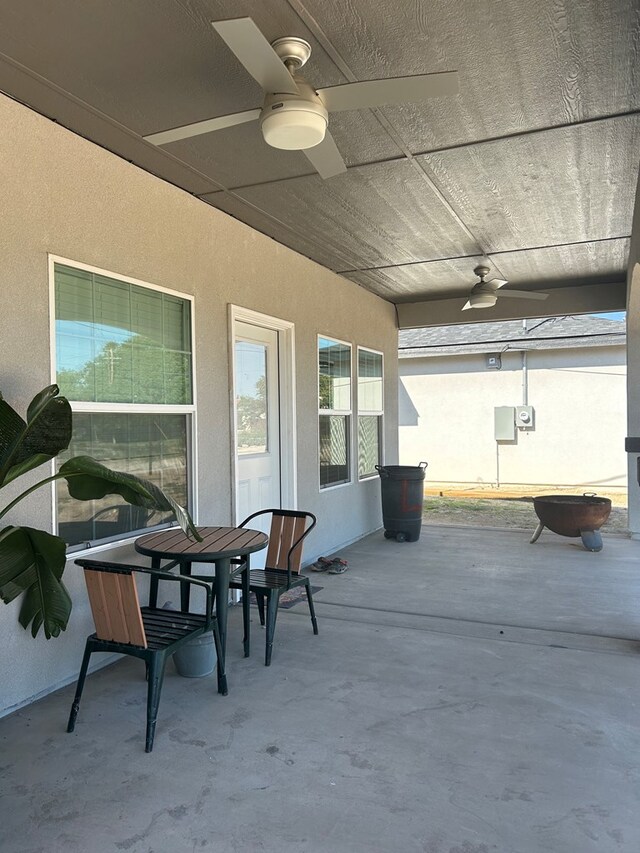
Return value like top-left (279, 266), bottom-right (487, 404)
top-left (0, 0), bottom-right (637, 309)
top-left (399, 315), bottom-right (626, 357)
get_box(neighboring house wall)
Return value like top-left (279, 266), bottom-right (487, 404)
top-left (400, 345), bottom-right (626, 490)
top-left (0, 95), bottom-right (398, 715)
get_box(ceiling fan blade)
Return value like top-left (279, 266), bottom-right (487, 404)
top-left (485, 278), bottom-right (508, 291)
top-left (461, 300), bottom-right (474, 311)
top-left (212, 17), bottom-right (299, 95)
top-left (498, 290), bottom-right (549, 301)
top-left (303, 131), bottom-right (347, 179)
top-left (143, 109), bottom-right (261, 146)
top-left (318, 71), bottom-right (459, 113)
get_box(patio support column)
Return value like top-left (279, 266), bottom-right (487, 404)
top-left (626, 170), bottom-right (640, 536)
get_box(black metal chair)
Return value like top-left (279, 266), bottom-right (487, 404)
top-left (228, 509), bottom-right (317, 666)
top-left (67, 559), bottom-right (227, 753)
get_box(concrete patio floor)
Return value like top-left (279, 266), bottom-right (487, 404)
top-left (1, 524), bottom-right (640, 853)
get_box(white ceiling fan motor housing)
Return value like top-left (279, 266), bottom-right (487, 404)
top-left (260, 82), bottom-right (328, 150)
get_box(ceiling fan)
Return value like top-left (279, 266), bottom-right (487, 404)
top-left (143, 16), bottom-right (459, 179)
top-left (462, 266), bottom-right (549, 311)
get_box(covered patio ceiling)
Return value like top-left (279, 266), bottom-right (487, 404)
top-left (0, 1), bottom-right (637, 324)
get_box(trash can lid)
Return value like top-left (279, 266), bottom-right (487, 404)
top-left (376, 463), bottom-right (427, 480)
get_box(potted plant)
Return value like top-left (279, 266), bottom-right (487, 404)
top-left (0, 384), bottom-right (199, 639)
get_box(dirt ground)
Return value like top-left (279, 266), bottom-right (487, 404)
top-left (422, 496), bottom-right (629, 535)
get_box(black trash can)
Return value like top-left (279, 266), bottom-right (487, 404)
top-left (376, 462), bottom-right (427, 542)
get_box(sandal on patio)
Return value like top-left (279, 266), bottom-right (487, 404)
top-left (310, 556), bottom-right (333, 572)
top-left (327, 558), bottom-right (348, 574)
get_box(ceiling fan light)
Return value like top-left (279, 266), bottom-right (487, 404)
top-left (469, 291), bottom-right (497, 309)
top-left (261, 100), bottom-right (328, 150)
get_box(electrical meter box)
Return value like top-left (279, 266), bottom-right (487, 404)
top-left (494, 406), bottom-right (516, 441)
top-left (516, 405), bottom-right (535, 430)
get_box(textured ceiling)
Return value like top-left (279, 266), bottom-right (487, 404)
top-left (0, 0), bottom-right (637, 308)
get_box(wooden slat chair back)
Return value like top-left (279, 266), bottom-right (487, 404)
top-left (230, 508), bottom-right (318, 665)
top-left (265, 512), bottom-right (307, 574)
top-left (84, 568), bottom-right (147, 648)
top-left (67, 559), bottom-right (227, 752)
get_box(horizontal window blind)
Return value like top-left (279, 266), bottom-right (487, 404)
top-left (318, 336), bottom-right (352, 489)
top-left (358, 348), bottom-right (383, 478)
top-left (54, 262), bottom-right (194, 548)
top-left (55, 263), bottom-right (192, 405)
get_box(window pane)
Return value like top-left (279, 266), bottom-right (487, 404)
top-left (162, 350), bottom-right (192, 405)
top-left (358, 350), bottom-right (383, 412)
top-left (131, 287), bottom-right (164, 344)
top-left (358, 415), bottom-right (381, 478)
top-left (163, 295), bottom-right (191, 352)
top-left (94, 338), bottom-right (133, 403)
top-left (319, 415), bottom-right (350, 488)
top-left (93, 277), bottom-right (131, 337)
top-left (319, 338), bottom-right (351, 411)
top-left (56, 334), bottom-right (96, 401)
top-left (132, 342), bottom-right (164, 403)
top-left (54, 264), bottom-right (192, 405)
top-left (235, 341), bottom-right (268, 453)
top-left (56, 413), bottom-right (188, 547)
top-left (55, 266), bottom-right (94, 324)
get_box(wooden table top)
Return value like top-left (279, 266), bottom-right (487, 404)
top-left (134, 526), bottom-right (268, 560)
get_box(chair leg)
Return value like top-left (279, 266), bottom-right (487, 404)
top-left (242, 566), bottom-right (251, 658)
top-left (305, 580), bottom-right (319, 635)
top-left (265, 591), bottom-right (280, 667)
top-left (255, 590), bottom-right (266, 626)
top-left (211, 624), bottom-right (228, 696)
top-left (145, 655), bottom-right (166, 753)
top-left (67, 642), bottom-right (92, 733)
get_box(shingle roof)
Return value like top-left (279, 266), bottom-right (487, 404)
top-left (399, 315), bottom-right (626, 358)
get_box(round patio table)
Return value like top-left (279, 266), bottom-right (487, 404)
top-left (135, 526), bottom-right (268, 674)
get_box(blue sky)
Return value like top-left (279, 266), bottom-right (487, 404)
top-left (56, 320), bottom-right (133, 371)
top-left (592, 312), bottom-right (625, 322)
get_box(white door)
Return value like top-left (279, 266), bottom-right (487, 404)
top-left (234, 322), bottom-right (282, 535)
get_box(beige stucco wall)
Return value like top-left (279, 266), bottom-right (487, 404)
top-left (399, 346), bottom-right (627, 490)
top-left (0, 94), bottom-right (398, 714)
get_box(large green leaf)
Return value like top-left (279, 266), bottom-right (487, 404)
top-left (0, 385), bottom-right (72, 487)
top-left (59, 456), bottom-right (201, 541)
top-left (0, 525), bottom-right (71, 638)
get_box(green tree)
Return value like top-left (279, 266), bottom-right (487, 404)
top-left (236, 376), bottom-right (267, 448)
top-left (57, 334), bottom-right (190, 405)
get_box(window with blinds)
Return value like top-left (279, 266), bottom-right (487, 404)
top-left (53, 262), bottom-right (194, 547)
top-left (318, 336), bottom-right (351, 489)
top-left (357, 348), bottom-right (383, 478)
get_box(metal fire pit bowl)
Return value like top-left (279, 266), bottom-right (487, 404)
top-left (530, 494), bottom-right (612, 552)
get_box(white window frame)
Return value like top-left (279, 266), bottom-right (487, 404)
top-left (48, 254), bottom-right (198, 551)
top-left (317, 334), bottom-right (352, 491)
top-left (357, 346), bottom-right (384, 481)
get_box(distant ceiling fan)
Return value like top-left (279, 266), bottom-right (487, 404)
top-left (143, 17), bottom-right (459, 179)
top-left (462, 266), bottom-right (549, 311)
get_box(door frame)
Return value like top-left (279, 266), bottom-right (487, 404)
top-left (229, 305), bottom-right (297, 523)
